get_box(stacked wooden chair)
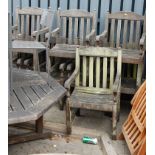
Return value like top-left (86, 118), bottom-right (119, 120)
top-left (96, 11), bottom-right (146, 94)
top-left (65, 47), bottom-right (122, 139)
top-left (120, 81), bottom-right (146, 154)
top-left (46, 9), bottom-right (96, 84)
top-left (12, 7), bottom-right (52, 70)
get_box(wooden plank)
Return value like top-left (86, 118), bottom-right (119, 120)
top-left (31, 0), bottom-right (39, 7)
top-left (123, 0), bottom-right (132, 11)
top-left (99, 0), bottom-right (110, 33)
top-left (96, 57), bottom-right (100, 88)
top-left (10, 92), bottom-right (24, 111)
top-left (122, 20), bottom-right (128, 48)
top-left (116, 20), bottom-right (122, 48)
top-left (86, 18), bottom-right (90, 35)
top-left (80, 18), bottom-right (84, 45)
top-left (129, 20), bottom-right (134, 48)
top-left (31, 85), bottom-right (46, 98)
top-left (89, 57), bottom-right (94, 87)
top-left (14, 87), bottom-right (33, 109)
top-left (80, 0), bottom-right (89, 10)
top-left (68, 17), bottom-right (73, 44)
top-left (21, 14), bottom-right (25, 37)
top-left (70, 0), bottom-right (78, 9)
top-left (26, 15), bottom-right (30, 39)
top-left (60, 0), bottom-right (68, 10)
top-left (110, 57), bottom-right (114, 89)
top-left (40, 0), bottom-right (48, 9)
top-left (82, 56), bottom-right (87, 86)
top-left (135, 21), bottom-right (141, 48)
top-left (134, 0), bottom-right (145, 15)
top-left (74, 17), bottom-right (78, 44)
top-left (63, 17), bottom-right (67, 43)
top-left (21, 0), bottom-right (29, 8)
top-left (110, 19), bottom-right (115, 47)
top-left (31, 15), bottom-right (35, 32)
top-left (13, 0), bottom-right (21, 25)
top-left (40, 84), bottom-right (53, 94)
top-left (50, 0), bottom-right (58, 11)
top-left (103, 57), bottom-right (107, 88)
top-left (100, 134), bottom-right (117, 155)
top-left (22, 86), bottom-right (40, 105)
top-left (36, 15), bottom-right (40, 40)
top-left (111, 0), bottom-right (121, 13)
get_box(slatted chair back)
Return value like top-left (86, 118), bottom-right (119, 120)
top-left (104, 11), bottom-right (145, 49)
top-left (57, 9), bottom-right (96, 45)
top-left (75, 47), bottom-right (122, 94)
top-left (14, 7), bottom-right (51, 41)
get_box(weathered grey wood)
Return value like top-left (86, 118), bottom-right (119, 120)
top-left (97, 11), bottom-right (145, 94)
top-left (40, 84), bottom-right (53, 94)
top-left (80, 18), bottom-right (84, 45)
top-left (26, 15), bottom-right (30, 39)
top-left (64, 47), bottom-right (122, 137)
top-left (31, 85), bottom-right (46, 98)
top-left (68, 17), bottom-right (73, 44)
top-left (62, 17), bottom-right (67, 43)
top-left (14, 87), bottom-right (33, 109)
top-left (74, 18), bottom-right (78, 44)
top-left (110, 19), bottom-right (115, 47)
top-left (86, 18), bottom-right (90, 35)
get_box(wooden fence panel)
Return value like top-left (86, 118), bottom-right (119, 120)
top-left (21, 0), bottom-right (29, 8)
top-left (70, 0), bottom-right (78, 9)
top-left (134, 0), bottom-right (145, 15)
top-left (60, 0), bottom-right (68, 10)
top-left (99, 0), bottom-right (110, 33)
top-left (111, 0), bottom-right (121, 12)
top-left (50, 0), bottom-right (58, 11)
top-left (40, 0), bottom-right (48, 9)
top-left (123, 0), bottom-right (132, 11)
top-left (80, 0), bottom-right (88, 10)
top-left (31, 0), bottom-right (39, 7)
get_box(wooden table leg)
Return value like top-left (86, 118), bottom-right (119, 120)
top-left (36, 116), bottom-right (43, 133)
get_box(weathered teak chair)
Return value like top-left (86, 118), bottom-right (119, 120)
top-left (47, 9), bottom-right (96, 82)
top-left (65, 47), bottom-right (122, 139)
top-left (96, 11), bottom-right (146, 94)
top-left (12, 7), bottom-right (52, 69)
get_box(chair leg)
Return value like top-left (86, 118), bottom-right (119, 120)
top-left (136, 63), bottom-right (143, 87)
top-left (66, 97), bottom-right (72, 134)
top-left (112, 105), bottom-right (117, 140)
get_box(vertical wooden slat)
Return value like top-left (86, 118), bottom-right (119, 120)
top-left (40, 0), bottom-right (48, 8)
top-left (80, 0), bottom-right (89, 10)
top-left (31, 15), bottom-right (35, 34)
top-left (35, 15), bottom-right (40, 41)
top-left (70, 0), bottom-right (78, 9)
top-left (89, 57), bottom-right (94, 87)
top-left (129, 20), bottom-right (134, 48)
top-left (21, 14), bottom-right (25, 37)
top-left (75, 48), bottom-right (80, 86)
top-left (74, 17), bottom-right (78, 44)
top-left (123, 0), bottom-right (132, 11)
top-left (135, 21), bottom-right (141, 48)
top-left (117, 50), bottom-right (122, 76)
top-left (110, 57), bottom-right (114, 89)
top-left (116, 20), bottom-right (122, 48)
top-left (50, 0), bottom-right (58, 11)
top-left (86, 18), bottom-right (90, 35)
top-left (96, 57), bottom-right (100, 88)
top-left (80, 18), bottom-right (84, 45)
top-left (63, 17), bottom-right (67, 43)
top-left (60, 0), bottom-right (68, 10)
top-left (13, 0), bottom-right (21, 25)
top-left (82, 56), bottom-right (87, 86)
top-left (134, 0), bottom-right (145, 15)
top-left (31, 0), bottom-right (39, 7)
top-left (21, 0), bottom-right (29, 8)
top-left (122, 20), bottom-right (128, 48)
top-left (110, 19), bottom-right (115, 47)
top-left (103, 57), bottom-right (107, 88)
top-left (26, 15), bottom-right (30, 39)
top-left (111, 0), bottom-right (121, 13)
top-left (68, 17), bottom-right (73, 44)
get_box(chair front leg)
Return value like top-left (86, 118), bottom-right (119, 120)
top-left (66, 90), bottom-right (72, 134)
top-left (137, 63), bottom-right (144, 87)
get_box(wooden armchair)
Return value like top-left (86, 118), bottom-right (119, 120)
top-left (64, 47), bottom-right (122, 139)
top-left (12, 7), bottom-right (52, 69)
top-left (96, 11), bottom-right (146, 94)
top-left (46, 9), bottom-right (96, 83)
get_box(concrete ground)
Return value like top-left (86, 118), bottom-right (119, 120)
top-left (9, 100), bottom-right (131, 155)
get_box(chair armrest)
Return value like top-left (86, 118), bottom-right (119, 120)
top-left (31, 27), bottom-right (49, 37)
top-left (140, 33), bottom-right (146, 47)
top-left (12, 25), bottom-right (18, 31)
top-left (64, 68), bottom-right (79, 90)
top-left (113, 75), bottom-right (121, 95)
top-left (86, 29), bottom-right (96, 42)
top-left (45, 28), bottom-right (60, 39)
top-left (96, 30), bottom-right (107, 42)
